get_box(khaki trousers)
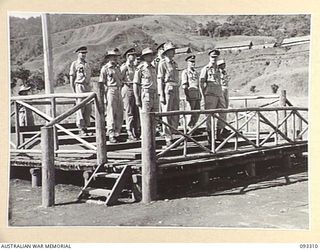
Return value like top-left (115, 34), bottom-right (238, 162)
top-left (75, 83), bottom-right (92, 129)
top-left (203, 95), bottom-right (226, 132)
top-left (160, 85), bottom-right (180, 141)
top-left (105, 87), bottom-right (123, 136)
top-left (122, 85), bottom-right (140, 137)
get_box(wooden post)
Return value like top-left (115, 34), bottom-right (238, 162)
top-left (41, 13), bottom-right (54, 116)
top-left (256, 112), bottom-right (260, 146)
top-left (275, 110), bottom-right (279, 145)
top-left (141, 111), bottom-right (157, 203)
top-left (30, 168), bottom-right (41, 187)
top-left (93, 82), bottom-right (107, 165)
top-left (280, 90), bottom-right (287, 136)
top-left (183, 115), bottom-right (187, 156)
top-left (246, 162), bottom-right (256, 177)
top-left (297, 112), bottom-right (303, 140)
top-left (244, 99), bottom-right (249, 132)
top-left (51, 97), bottom-right (59, 152)
top-left (14, 101), bottom-right (21, 147)
top-left (83, 170), bottom-right (93, 186)
top-left (292, 112), bottom-right (296, 141)
top-left (211, 115), bottom-right (215, 152)
top-left (41, 126), bottom-right (55, 207)
top-left (235, 112), bottom-right (238, 150)
top-left (200, 171), bottom-right (210, 188)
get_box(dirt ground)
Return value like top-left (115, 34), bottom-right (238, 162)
top-left (8, 164), bottom-right (308, 228)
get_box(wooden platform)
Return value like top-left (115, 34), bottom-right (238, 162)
top-left (10, 128), bottom-right (307, 177)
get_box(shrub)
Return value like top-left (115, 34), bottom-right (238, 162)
top-left (250, 85), bottom-right (256, 93)
top-left (271, 84), bottom-right (279, 93)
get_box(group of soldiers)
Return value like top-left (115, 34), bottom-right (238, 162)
top-left (69, 42), bottom-right (232, 146)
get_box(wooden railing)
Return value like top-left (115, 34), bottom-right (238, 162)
top-left (10, 92), bottom-right (97, 155)
top-left (10, 83), bottom-right (107, 207)
top-left (140, 94), bottom-right (308, 202)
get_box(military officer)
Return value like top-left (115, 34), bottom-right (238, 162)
top-left (69, 46), bottom-right (92, 136)
top-left (99, 49), bottom-right (124, 143)
top-left (181, 54), bottom-right (201, 130)
top-left (133, 47), bottom-right (158, 113)
top-left (157, 42), bottom-right (180, 146)
top-left (200, 49), bottom-right (231, 142)
top-left (217, 59), bottom-right (230, 108)
top-left (18, 85), bottom-right (35, 126)
top-left (120, 47), bottom-right (140, 141)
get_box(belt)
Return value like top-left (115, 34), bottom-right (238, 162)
top-left (142, 88), bottom-right (156, 93)
top-left (123, 82), bottom-right (133, 87)
top-left (166, 81), bottom-right (179, 87)
top-left (105, 85), bottom-right (120, 89)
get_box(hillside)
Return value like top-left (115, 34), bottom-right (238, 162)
top-left (9, 14), bottom-right (310, 99)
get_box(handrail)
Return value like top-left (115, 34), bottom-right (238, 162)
top-left (155, 106), bottom-right (308, 117)
top-left (229, 95), bottom-right (279, 101)
top-left (45, 93), bottom-right (96, 127)
top-left (11, 92), bottom-right (95, 101)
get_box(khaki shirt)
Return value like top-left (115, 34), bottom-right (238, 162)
top-left (133, 62), bottom-right (157, 91)
top-left (181, 68), bottom-right (201, 100)
top-left (152, 56), bottom-right (164, 74)
top-left (157, 57), bottom-right (179, 85)
top-left (69, 59), bottom-right (91, 84)
top-left (120, 62), bottom-right (136, 87)
top-left (200, 63), bottom-right (222, 96)
top-left (99, 61), bottom-right (122, 88)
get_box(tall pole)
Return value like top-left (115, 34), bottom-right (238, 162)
top-left (41, 13), bottom-right (54, 116)
top-left (41, 13), bottom-right (55, 207)
top-left (141, 111), bottom-right (157, 203)
top-left (42, 14), bottom-right (58, 150)
top-left (93, 82), bottom-right (107, 165)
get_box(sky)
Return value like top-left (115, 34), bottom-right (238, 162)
top-left (9, 12), bottom-right (41, 19)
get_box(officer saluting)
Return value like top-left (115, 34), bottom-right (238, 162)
top-left (120, 47), bottom-right (140, 141)
top-left (99, 48), bottom-right (124, 143)
top-left (133, 47), bottom-right (158, 113)
top-left (181, 54), bottom-right (201, 131)
top-left (69, 46), bottom-right (92, 136)
top-left (200, 49), bottom-right (231, 142)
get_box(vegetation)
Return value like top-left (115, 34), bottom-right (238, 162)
top-left (9, 14), bottom-right (145, 39)
top-left (198, 15), bottom-right (310, 39)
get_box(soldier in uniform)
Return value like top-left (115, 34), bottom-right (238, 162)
top-left (200, 49), bottom-right (231, 142)
top-left (18, 85), bottom-right (35, 126)
top-left (157, 42), bottom-right (180, 146)
top-left (99, 49), bottom-right (124, 143)
top-left (181, 54), bottom-right (201, 130)
top-left (120, 47), bottom-right (140, 141)
top-left (217, 59), bottom-right (230, 108)
top-left (133, 47), bottom-right (158, 113)
top-left (69, 46), bottom-right (92, 136)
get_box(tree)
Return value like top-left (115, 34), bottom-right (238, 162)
top-left (11, 66), bottom-right (30, 85)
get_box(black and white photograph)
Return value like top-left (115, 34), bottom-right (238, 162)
top-left (8, 12), bottom-right (309, 228)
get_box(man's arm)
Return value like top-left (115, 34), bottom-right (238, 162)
top-left (133, 70), bottom-right (142, 107)
top-left (199, 67), bottom-right (207, 101)
top-left (181, 70), bottom-right (189, 101)
top-left (157, 62), bottom-right (166, 105)
top-left (69, 62), bottom-right (76, 93)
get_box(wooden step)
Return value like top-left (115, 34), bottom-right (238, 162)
top-left (83, 188), bottom-right (111, 197)
top-left (105, 165), bottom-right (132, 205)
top-left (94, 172), bottom-right (120, 178)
